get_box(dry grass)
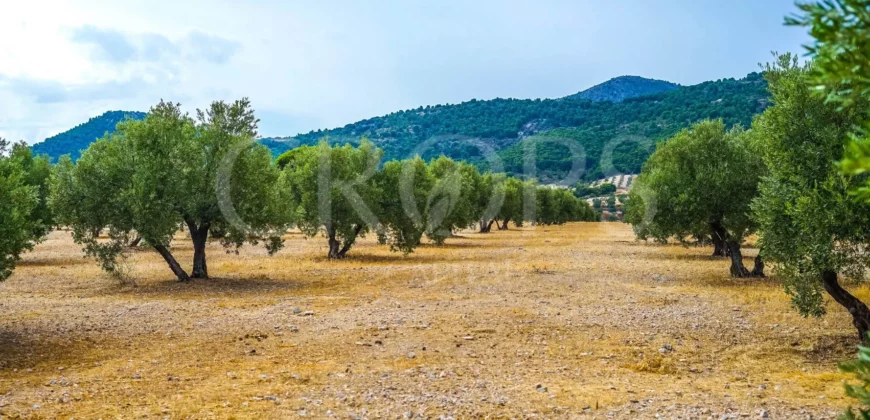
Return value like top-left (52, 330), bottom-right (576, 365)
top-left (0, 223), bottom-right (856, 418)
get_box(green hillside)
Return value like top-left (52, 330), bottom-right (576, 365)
top-left (264, 72), bottom-right (769, 181)
top-left (30, 74), bottom-right (769, 181)
top-left (31, 111), bottom-right (146, 162)
top-left (564, 75), bottom-right (680, 102)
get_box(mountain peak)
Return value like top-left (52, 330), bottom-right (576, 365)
top-left (565, 76), bottom-right (680, 102)
top-left (31, 110), bottom-right (146, 162)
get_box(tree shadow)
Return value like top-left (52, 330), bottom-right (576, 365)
top-left (93, 276), bottom-right (311, 299)
top-left (16, 255), bottom-right (92, 268)
top-left (417, 242), bottom-right (495, 249)
top-left (798, 331), bottom-right (857, 364)
top-left (314, 252), bottom-right (482, 265)
top-left (0, 328), bottom-right (103, 373)
top-left (639, 253), bottom-right (730, 262)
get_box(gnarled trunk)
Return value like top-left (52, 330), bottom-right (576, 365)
top-left (326, 224), bottom-right (363, 259)
top-left (751, 254), bottom-right (765, 277)
top-left (727, 240), bottom-right (752, 277)
top-left (337, 225), bottom-right (363, 258)
top-left (326, 224), bottom-right (341, 259)
top-left (186, 220), bottom-right (210, 279)
top-left (710, 220), bottom-right (729, 257)
top-left (153, 244), bottom-right (190, 282)
top-left (499, 219), bottom-right (510, 230)
top-left (822, 270), bottom-right (870, 342)
top-left (479, 219), bottom-right (495, 233)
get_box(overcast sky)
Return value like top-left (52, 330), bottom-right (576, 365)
top-left (1, 0), bottom-right (809, 144)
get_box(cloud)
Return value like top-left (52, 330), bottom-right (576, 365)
top-left (70, 26), bottom-right (240, 65)
top-left (185, 31), bottom-right (241, 64)
top-left (0, 74), bottom-right (147, 104)
top-left (71, 25), bottom-right (138, 63)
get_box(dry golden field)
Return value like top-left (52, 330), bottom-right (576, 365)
top-left (0, 222), bottom-right (860, 418)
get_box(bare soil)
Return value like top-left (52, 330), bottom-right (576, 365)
top-left (0, 223), bottom-right (857, 418)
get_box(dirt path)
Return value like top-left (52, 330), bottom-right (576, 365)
top-left (0, 223), bottom-right (854, 418)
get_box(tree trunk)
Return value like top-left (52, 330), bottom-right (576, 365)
top-left (751, 254), bottom-right (765, 277)
top-left (822, 270), bottom-right (870, 342)
top-left (153, 244), bottom-right (190, 282)
top-left (186, 221), bottom-right (210, 279)
top-left (710, 221), bottom-right (729, 257)
top-left (336, 225), bottom-right (363, 258)
top-left (479, 219), bottom-right (495, 233)
top-left (326, 224), bottom-right (341, 259)
top-left (499, 219), bottom-right (510, 230)
top-left (727, 240), bottom-right (752, 277)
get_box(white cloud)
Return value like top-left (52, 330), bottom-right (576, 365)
top-left (0, 0), bottom-right (809, 144)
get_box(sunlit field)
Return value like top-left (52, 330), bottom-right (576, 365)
top-left (0, 223), bottom-right (856, 418)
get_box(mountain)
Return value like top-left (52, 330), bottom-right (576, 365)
top-left (564, 75), bottom-right (680, 102)
top-left (31, 73), bottom-right (770, 182)
top-left (262, 72), bottom-right (769, 181)
top-left (31, 111), bottom-right (146, 162)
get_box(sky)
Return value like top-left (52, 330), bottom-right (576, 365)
top-left (0, 0), bottom-right (810, 144)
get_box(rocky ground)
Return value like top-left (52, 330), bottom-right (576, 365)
top-left (0, 223), bottom-right (857, 418)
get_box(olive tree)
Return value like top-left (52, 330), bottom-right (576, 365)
top-left (495, 177), bottom-right (524, 230)
top-left (624, 119), bottom-right (765, 277)
top-left (534, 186), bottom-right (595, 225)
top-left (51, 99), bottom-right (288, 281)
top-left (375, 156), bottom-right (435, 254)
top-left (7, 143), bottom-right (53, 238)
top-left (0, 139), bottom-right (42, 281)
top-left (476, 172), bottom-right (506, 233)
top-left (278, 140), bottom-right (382, 259)
top-left (788, 2), bottom-right (870, 412)
top-left (426, 157), bottom-right (485, 244)
top-left (751, 54), bottom-right (870, 339)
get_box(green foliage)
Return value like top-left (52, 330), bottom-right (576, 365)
top-left (574, 182), bottom-right (616, 198)
top-left (495, 177), bottom-right (526, 228)
top-left (625, 119), bottom-right (764, 244)
top-left (841, 339), bottom-right (870, 420)
top-left (534, 187), bottom-right (596, 225)
top-left (278, 140), bottom-right (383, 258)
top-left (787, 0), bottom-right (870, 109)
top-left (0, 139), bottom-right (42, 281)
top-left (6, 142), bottom-right (53, 239)
top-left (788, 0), bottom-right (870, 204)
top-left (426, 157), bottom-right (486, 244)
top-left (50, 99), bottom-right (288, 281)
top-left (375, 156), bottom-right (436, 254)
top-left (750, 54), bottom-right (870, 316)
top-left (31, 111), bottom-right (146, 162)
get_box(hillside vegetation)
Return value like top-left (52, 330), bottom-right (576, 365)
top-left (30, 74), bottom-right (768, 181)
top-left (263, 73), bottom-right (768, 181)
top-left (563, 75), bottom-right (679, 102)
top-left (31, 111), bottom-right (146, 162)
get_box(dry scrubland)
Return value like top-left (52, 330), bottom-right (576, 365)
top-left (0, 223), bottom-right (859, 418)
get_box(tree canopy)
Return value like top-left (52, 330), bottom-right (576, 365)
top-left (51, 99), bottom-right (288, 281)
top-left (0, 139), bottom-right (50, 281)
top-left (624, 119), bottom-right (765, 277)
top-left (278, 140), bottom-right (383, 259)
top-left (751, 54), bottom-right (870, 338)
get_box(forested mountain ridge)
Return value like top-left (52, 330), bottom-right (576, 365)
top-left (29, 73), bottom-right (769, 181)
top-left (563, 75), bottom-right (680, 102)
top-left (263, 72), bottom-right (769, 181)
top-left (30, 111), bottom-right (146, 162)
